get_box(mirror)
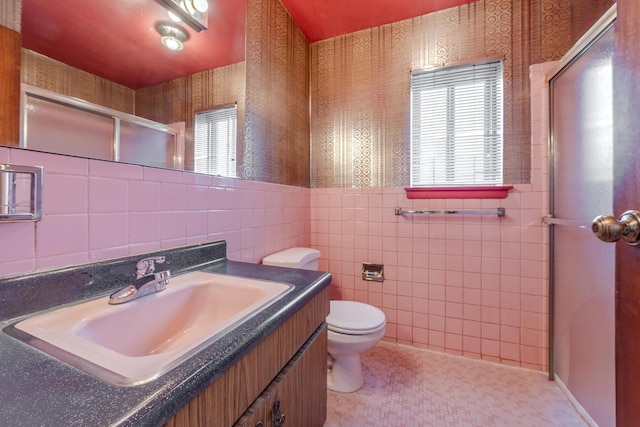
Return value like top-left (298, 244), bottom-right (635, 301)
top-left (16, 0), bottom-right (247, 172)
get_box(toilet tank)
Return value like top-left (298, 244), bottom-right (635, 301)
top-left (262, 247), bottom-right (321, 271)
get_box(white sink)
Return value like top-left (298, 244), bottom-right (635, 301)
top-left (13, 271), bottom-right (292, 385)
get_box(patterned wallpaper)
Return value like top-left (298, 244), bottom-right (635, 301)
top-left (244, 0), bottom-right (310, 187)
top-left (309, 0), bottom-right (613, 188)
top-left (0, 0), bottom-right (20, 31)
top-left (9, 0), bottom-right (611, 188)
top-left (135, 62), bottom-right (246, 172)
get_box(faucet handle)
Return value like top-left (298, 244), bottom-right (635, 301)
top-left (135, 256), bottom-right (166, 278)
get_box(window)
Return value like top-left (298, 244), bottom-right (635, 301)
top-left (194, 104), bottom-right (237, 177)
top-left (410, 61), bottom-right (503, 187)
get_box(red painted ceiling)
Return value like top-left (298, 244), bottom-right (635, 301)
top-left (21, 0), bottom-right (246, 90)
top-left (21, 0), bottom-right (477, 90)
top-left (280, 0), bottom-right (478, 42)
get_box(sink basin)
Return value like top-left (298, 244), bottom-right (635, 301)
top-left (9, 271), bottom-right (292, 385)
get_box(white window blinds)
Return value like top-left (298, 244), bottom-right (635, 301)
top-left (194, 105), bottom-right (237, 177)
top-left (410, 61), bottom-right (503, 186)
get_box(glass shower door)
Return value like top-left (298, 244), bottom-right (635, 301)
top-left (549, 21), bottom-right (615, 427)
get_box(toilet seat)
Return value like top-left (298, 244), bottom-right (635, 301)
top-left (327, 300), bottom-right (386, 335)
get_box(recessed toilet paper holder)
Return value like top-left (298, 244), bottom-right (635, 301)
top-left (362, 263), bottom-right (384, 282)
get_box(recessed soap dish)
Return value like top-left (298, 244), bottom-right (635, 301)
top-left (0, 164), bottom-right (43, 222)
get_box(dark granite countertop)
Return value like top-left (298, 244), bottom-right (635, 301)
top-left (0, 242), bottom-right (331, 426)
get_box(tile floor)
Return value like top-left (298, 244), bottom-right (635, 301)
top-left (325, 341), bottom-right (587, 427)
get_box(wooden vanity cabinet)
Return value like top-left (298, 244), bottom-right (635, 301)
top-left (0, 25), bottom-right (20, 147)
top-left (164, 286), bottom-right (330, 427)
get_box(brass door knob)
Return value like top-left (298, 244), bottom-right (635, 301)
top-left (592, 210), bottom-right (640, 246)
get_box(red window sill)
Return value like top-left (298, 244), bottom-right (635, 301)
top-left (404, 186), bottom-right (513, 199)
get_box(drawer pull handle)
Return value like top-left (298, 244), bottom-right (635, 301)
top-left (272, 400), bottom-right (285, 426)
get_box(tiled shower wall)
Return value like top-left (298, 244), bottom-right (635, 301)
top-left (311, 62), bottom-right (555, 371)
top-left (0, 147), bottom-right (310, 278)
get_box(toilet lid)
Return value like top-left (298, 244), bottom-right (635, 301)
top-left (327, 300), bottom-right (386, 334)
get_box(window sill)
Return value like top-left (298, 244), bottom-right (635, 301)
top-left (404, 186), bottom-right (513, 199)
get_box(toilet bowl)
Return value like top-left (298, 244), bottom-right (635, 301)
top-left (262, 247), bottom-right (386, 393)
top-left (326, 300), bottom-right (386, 393)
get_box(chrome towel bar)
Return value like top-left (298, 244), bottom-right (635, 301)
top-left (543, 214), bottom-right (590, 229)
top-left (395, 207), bottom-right (505, 217)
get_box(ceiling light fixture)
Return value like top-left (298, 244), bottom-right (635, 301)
top-left (155, 0), bottom-right (208, 32)
top-left (156, 24), bottom-right (188, 51)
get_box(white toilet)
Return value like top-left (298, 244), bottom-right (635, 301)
top-left (325, 300), bottom-right (386, 392)
top-left (262, 247), bottom-right (386, 393)
top-left (262, 247), bottom-right (321, 270)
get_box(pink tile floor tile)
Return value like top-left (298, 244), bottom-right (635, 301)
top-left (326, 341), bottom-right (586, 427)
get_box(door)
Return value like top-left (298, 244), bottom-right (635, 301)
top-left (550, 3), bottom-right (640, 424)
top-left (612, 1), bottom-right (640, 425)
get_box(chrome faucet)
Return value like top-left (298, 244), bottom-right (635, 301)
top-left (108, 256), bottom-right (171, 305)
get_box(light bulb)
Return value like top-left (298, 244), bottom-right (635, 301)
top-left (192, 0), bottom-right (208, 13)
top-left (182, 0), bottom-right (196, 15)
top-left (161, 36), bottom-right (183, 51)
top-left (156, 23), bottom-right (188, 50)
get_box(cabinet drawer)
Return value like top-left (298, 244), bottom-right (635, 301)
top-left (235, 323), bottom-right (328, 427)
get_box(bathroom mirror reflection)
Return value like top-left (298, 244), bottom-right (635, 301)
top-left (16, 0), bottom-right (246, 173)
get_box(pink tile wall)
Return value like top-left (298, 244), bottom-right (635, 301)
top-left (0, 148), bottom-right (311, 278)
top-left (0, 62), bottom-right (554, 373)
top-left (310, 63), bottom-right (553, 372)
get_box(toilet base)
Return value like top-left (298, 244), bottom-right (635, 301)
top-left (327, 353), bottom-right (364, 393)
